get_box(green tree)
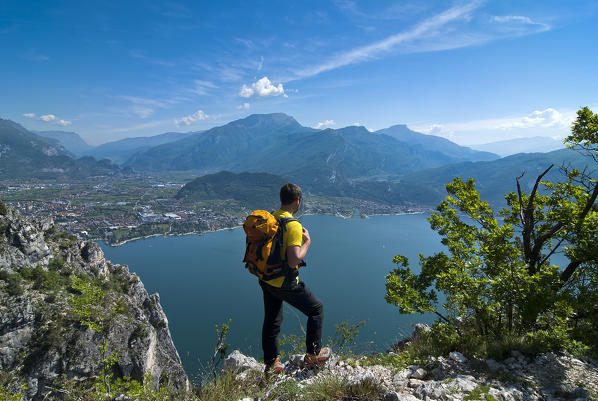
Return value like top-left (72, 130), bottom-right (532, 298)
top-left (385, 107), bottom-right (598, 352)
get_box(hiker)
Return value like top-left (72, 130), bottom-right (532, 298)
top-left (258, 183), bottom-right (330, 373)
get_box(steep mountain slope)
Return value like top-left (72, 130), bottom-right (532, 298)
top-left (124, 113), bottom-right (312, 172)
top-left (84, 132), bottom-right (193, 164)
top-left (0, 119), bottom-right (121, 179)
top-left (470, 136), bottom-right (566, 157)
top-left (35, 130), bottom-right (92, 156)
top-left (376, 124), bottom-right (499, 161)
top-left (0, 204), bottom-right (188, 399)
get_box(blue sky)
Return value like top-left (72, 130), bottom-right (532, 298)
top-left (1, 0), bottom-right (597, 145)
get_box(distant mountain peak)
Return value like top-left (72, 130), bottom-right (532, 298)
top-left (228, 113), bottom-right (301, 129)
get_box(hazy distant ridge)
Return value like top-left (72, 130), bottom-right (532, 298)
top-left (470, 136), bottom-right (566, 157)
top-left (35, 130), bottom-right (92, 156)
top-left (83, 132), bottom-right (194, 164)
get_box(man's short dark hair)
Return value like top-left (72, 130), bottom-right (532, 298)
top-left (280, 183), bottom-right (302, 205)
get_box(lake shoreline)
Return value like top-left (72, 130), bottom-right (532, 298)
top-left (102, 210), bottom-right (431, 247)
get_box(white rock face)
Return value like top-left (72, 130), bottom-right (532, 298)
top-left (449, 351), bottom-right (468, 363)
top-left (222, 350), bottom-right (265, 373)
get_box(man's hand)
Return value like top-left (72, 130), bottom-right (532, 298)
top-left (287, 227), bottom-right (311, 268)
top-left (302, 227), bottom-right (311, 244)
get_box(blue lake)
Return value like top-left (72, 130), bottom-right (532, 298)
top-left (100, 213), bottom-right (444, 380)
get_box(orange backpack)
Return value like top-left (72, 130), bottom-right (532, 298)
top-left (242, 210), bottom-right (296, 280)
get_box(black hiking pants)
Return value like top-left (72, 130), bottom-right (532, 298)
top-left (259, 279), bottom-right (324, 365)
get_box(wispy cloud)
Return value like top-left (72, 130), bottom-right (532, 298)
top-left (237, 103), bottom-right (250, 110)
top-left (333, 0), bottom-right (426, 21)
top-left (290, 1), bottom-right (482, 80)
top-left (235, 37), bottom-right (255, 49)
top-left (239, 76), bottom-right (286, 98)
top-left (314, 120), bottom-right (335, 129)
top-left (490, 15), bottom-right (550, 33)
top-left (130, 50), bottom-right (175, 67)
top-left (99, 119), bottom-right (171, 134)
top-left (23, 48), bottom-right (50, 62)
top-left (150, 2), bottom-right (192, 19)
top-left (190, 80), bottom-right (218, 95)
top-left (288, 1), bottom-right (551, 82)
top-left (174, 109), bottom-right (210, 126)
top-left (23, 113), bottom-right (71, 126)
top-left (121, 95), bottom-right (179, 118)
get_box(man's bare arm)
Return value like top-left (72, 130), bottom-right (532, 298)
top-left (286, 227), bottom-right (311, 267)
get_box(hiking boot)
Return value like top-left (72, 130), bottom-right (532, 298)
top-left (304, 347), bottom-right (331, 366)
top-left (264, 356), bottom-right (284, 375)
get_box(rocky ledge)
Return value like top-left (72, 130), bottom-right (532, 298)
top-left (0, 204), bottom-right (189, 400)
top-left (223, 341), bottom-right (598, 401)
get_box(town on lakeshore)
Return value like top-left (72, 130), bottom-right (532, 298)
top-left (0, 175), bottom-right (426, 246)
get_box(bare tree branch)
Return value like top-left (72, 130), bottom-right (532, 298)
top-left (539, 238), bottom-right (565, 267)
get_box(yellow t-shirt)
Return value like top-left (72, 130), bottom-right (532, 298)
top-left (262, 210), bottom-right (302, 288)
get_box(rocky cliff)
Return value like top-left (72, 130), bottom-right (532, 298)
top-left (0, 203), bottom-right (188, 399)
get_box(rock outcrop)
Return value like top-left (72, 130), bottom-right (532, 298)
top-left (0, 205), bottom-right (189, 400)
top-left (223, 339), bottom-right (598, 400)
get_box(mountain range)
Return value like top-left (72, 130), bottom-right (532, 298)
top-left (0, 119), bottom-right (121, 179)
top-left (3, 113), bottom-right (591, 208)
top-left (123, 113), bottom-right (499, 184)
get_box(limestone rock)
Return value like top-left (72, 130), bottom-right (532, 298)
top-left (384, 392), bottom-right (419, 401)
top-left (223, 350), bottom-right (264, 373)
top-left (449, 351), bottom-right (468, 363)
top-left (0, 206), bottom-right (189, 400)
top-left (410, 367), bottom-right (427, 380)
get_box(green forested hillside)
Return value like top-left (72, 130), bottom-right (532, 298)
top-left (175, 171), bottom-right (289, 210)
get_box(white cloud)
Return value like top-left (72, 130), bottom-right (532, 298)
top-left (411, 108), bottom-right (577, 145)
top-left (237, 103), bottom-right (250, 110)
top-left (174, 109), bottom-right (210, 126)
top-left (257, 56), bottom-right (264, 71)
top-left (31, 114), bottom-right (72, 126)
top-left (239, 77), bottom-right (286, 98)
top-left (497, 108), bottom-right (572, 130)
top-left (314, 120), bottom-right (335, 129)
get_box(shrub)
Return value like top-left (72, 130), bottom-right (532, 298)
top-left (0, 200), bottom-right (7, 216)
top-left (0, 272), bottom-right (24, 297)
